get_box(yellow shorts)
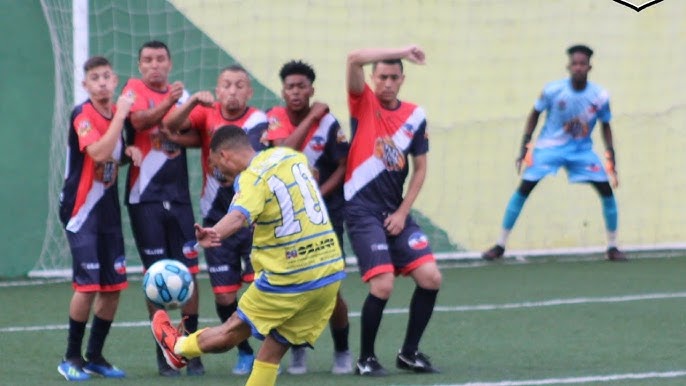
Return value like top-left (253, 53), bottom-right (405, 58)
top-left (237, 281), bottom-right (340, 347)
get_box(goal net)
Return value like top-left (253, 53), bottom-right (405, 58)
top-left (34, 0), bottom-right (686, 276)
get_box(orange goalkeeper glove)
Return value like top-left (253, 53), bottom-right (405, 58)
top-left (605, 148), bottom-right (618, 188)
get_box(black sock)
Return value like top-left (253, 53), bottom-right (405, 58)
top-left (401, 286), bottom-right (439, 355)
top-left (85, 315), bottom-right (112, 361)
top-left (182, 313), bottom-right (199, 334)
top-left (216, 301), bottom-right (253, 354)
top-left (65, 317), bottom-right (87, 359)
top-left (360, 293), bottom-right (387, 359)
top-left (330, 323), bottom-right (350, 352)
top-left (215, 302), bottom-right (235, 323)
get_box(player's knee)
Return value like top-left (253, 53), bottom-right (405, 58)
top-left (369, 274), bottom-right (394, 299)
top-left (418, 268), bottom-right (442, 290)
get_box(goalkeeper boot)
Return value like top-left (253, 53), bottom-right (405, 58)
top-left (83, 356), bottom-right (126, 378)
top-left (482, 245), bottom-right (505, 260)
top-left (606, 247), bottom-right (628, 262)
top-left (151, 310), bottom-right (187, 371)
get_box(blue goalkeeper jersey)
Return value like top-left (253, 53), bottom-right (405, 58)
top-left (533, 78), bottom-right (611, 150)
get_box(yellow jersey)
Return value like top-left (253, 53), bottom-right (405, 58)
top-left (229, 147), bottom-right (345, 292)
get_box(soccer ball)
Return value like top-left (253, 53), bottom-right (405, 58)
top-left (143, 259), bottom-right (194, 309)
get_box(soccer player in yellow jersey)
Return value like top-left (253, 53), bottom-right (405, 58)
top-left (152, 124), bottom-right (346, 386)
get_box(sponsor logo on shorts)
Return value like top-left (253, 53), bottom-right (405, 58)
top-left (587, 163), bottom-right (602, 172)
top-left (370, 243), bottom-right (389, 252)
top-left (114, 256), bottom-right (127, 275)
top-left (143, 248), bottom-right (165, 256)
top-left (183, 241), bottom-right (199, 259)
top-left (82, 262), bottom-right (100, 270)
top-left (408, 232), bottom-right (429, 250)
top-left (208, 265), bottom-right (230, 273)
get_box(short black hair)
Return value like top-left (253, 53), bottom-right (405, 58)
top-left (83, 56), bottom-right (111, 73)
top-left (210, 125), bottom-right (250, 152)
top-left (138, 40), bottom-right (170, 61)
top-left (279, 60), bottom-right (316, 83)
top-left (372, 59), bottom-right (404, 73)
top-left (567, 44), bottom-right (593, 59)
top-left (220, 63), bottom-right (249, 76)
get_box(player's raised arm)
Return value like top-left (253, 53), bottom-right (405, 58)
top-left (163, 91), bottom-right (214, 133)
top-left (346, 45), bottom-right (425, 95)
top-left (85, 93), bottom-right (134, 162)
top-left (129, 80), bottom-right (184, 131)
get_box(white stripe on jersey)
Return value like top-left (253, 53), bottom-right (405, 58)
top-left (200, 173), bottom-right (220, 218)
top-left (301, 113), bottom-right (335, 166)
top-left (128, 149), bottom-right (167, 204)
top-left (66, 181), bottom-right (105, 233)
top-left (244, 110), bottom-right (268, 133)
top-left (344, 106), bottom-right (425, 201)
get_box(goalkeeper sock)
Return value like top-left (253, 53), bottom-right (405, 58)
top-left (246, 360), bottom-right (279, 386)
top-left (601, 195), bottom-right (618, 232)
top-left (502, 191), bottom-right (527, 230)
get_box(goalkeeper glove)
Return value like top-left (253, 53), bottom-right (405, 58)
top-left (605, 147), bottom-right (618, 187)
top-left (515, 133), bottom-right (532, 173)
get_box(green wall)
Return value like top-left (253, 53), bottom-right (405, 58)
top-left (0, 0), bottom-right (53, 277)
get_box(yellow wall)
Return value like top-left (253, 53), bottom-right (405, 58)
top-left (170, 0), bottom-right (686, 250)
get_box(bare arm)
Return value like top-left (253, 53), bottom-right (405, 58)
top-left (384, 154), bottom-right (427, 236)
top-left (163, 90), bottom-right (214, 134)
top-left (319, 157), bottom-right (346, 198)
top-left (129, 81), bottom-right (184, 131)
top-left (212, 210), bottom-right (248, 241)
top-left (194, 210), bottom-right (248, 248)
top-left (85, 94), bottom-right (134, 163)
top-left (346, 45), bottom-right (426, 94)
top-left (163, 129), bottom-right (202, 148)
top-left (273, 102), bottom-right (329, 149)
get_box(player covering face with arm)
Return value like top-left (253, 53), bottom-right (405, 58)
top-left (344, 45), bottom-right (442, 376)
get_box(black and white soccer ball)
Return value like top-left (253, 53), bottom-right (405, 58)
top-left (143, 259), bottom-right (194, 309)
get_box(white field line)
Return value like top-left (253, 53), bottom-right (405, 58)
top-left (392, 370), bottom-right (686, 385)
top-left (3, 291), bottom-right (686, 333)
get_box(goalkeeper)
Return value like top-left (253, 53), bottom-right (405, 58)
top-left (482, 44), bottom-right (627, 262)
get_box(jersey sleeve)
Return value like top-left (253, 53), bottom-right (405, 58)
top-left (73, 112), bottom-right (103, 152)
top-left (326, 118), bottom-right (350, 163)
top-left (188, 104), bottom-right (209, 131)
top-left (408, 119), bottom-right (429, 156)
top-left (597, 91), bottom-right (612, 123)
top-left (229, 172), bottom-right (266, 224)
top-left (347, 84), bottom-right (373, 117)
top-left (533, 86), bottom-right (551, 112)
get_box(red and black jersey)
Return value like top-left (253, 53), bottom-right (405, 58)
top-left (265, 106), bottom-right (349, 212)
top-left (345, 84), bottom-right (428, 212)
top-left (187, 103), bottom-right (268, 221)
top-left (59, 100), bottom-right (124, 232)
top-left (122, 78), bottom-right (191, 205)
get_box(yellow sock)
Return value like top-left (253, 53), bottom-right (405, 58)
top-left (245, 359), bottom-right (279, 386)
top-left (174, 328), bottom-right (208, 358)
